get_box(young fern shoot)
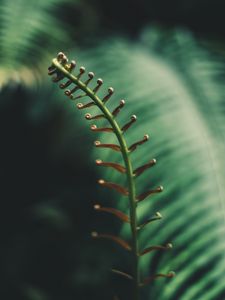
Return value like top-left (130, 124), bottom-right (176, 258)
top-left (48, 52), bottom-right (175, 300)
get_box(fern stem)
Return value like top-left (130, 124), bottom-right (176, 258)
top-left (52, 58), bottom-right (140, 299)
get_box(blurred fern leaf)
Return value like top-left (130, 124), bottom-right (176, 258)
top-left (0, 0), bottom-right (77, 87)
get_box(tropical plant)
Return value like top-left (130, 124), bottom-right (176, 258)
top-left (0, 0), bottom-right (225, 298)
top-left (47, 27), bottom-right (225, 299)
top-left (48, 51), bottom-right (176, 299)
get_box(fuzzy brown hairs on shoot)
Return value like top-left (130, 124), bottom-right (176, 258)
top-left (48, 52), bottom-right (175, 300)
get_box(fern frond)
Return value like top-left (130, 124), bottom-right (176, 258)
top-left (70, 29), bottom-right (224, 300)
top-left (48, 51), bottom-right (174, 300)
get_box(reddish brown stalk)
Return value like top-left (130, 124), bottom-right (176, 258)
top-left (96, 159), bottom-right (126, 173)
top-left (94, 204), bottom-right (130, 223)
top-left (91, 232), bottom-right (132, 251)
top-left (98, 179), bottom-right (129, 196)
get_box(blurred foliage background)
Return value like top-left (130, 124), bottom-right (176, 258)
top-left (0, 0), bottom-right (225, 299)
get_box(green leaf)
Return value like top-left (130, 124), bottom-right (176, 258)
top-left (67, 27), bottom-right (225, 299)
top-left (0, 0), bottom-right (78, 87)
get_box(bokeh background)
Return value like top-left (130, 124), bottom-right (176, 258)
top-left (0, 0), bottom-right (225, 299)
